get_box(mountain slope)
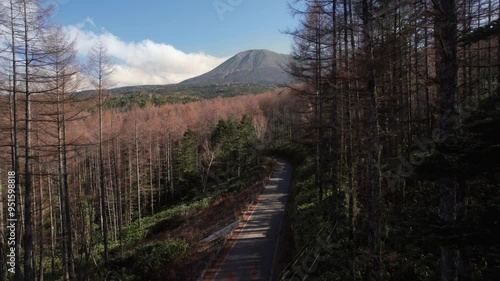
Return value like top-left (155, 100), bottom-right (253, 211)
top-left (180, 49), bottom-right (291, 85)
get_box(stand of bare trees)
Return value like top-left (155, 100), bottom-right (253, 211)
top-left (286, 0), bottom-right (498, 280)
top-left (0, 1), bottom-right (82, 280)
top-left (0, 2), bottom-right (296, 280)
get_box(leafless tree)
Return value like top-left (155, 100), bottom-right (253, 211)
top-left (86, 39), bottom-right (114, 263)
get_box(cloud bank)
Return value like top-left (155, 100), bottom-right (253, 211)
top-left (63, 21), bottom-right (227, 87)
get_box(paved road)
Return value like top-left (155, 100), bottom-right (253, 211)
top-left (214, 160), bottom-right (291, 281)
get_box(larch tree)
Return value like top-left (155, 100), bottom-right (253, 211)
top-left (1, 0), bottom-right (23, 278)
top-left (87, 39), bottom-right (114, 263)
top-left (40, 27), bottom-right (80, 280)
top-left (12, 0), bottom-right (56, 279)
top-left (433, 0), bottom-right (459, 280)
top-left (360, 0), bottom-right (382, 279)
top-left (287, 0), bottom-right (330, 201)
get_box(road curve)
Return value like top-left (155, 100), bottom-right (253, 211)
top-left (213, 160), bottom-right (291, 281)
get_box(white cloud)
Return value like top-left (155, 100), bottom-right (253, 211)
top-left (84, 17), bottom-right (96, 27)
top-left (63, 22), bottom-right (227, 87)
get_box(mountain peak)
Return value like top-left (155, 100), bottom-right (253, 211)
top-left (180, 49), bottom-right (290, 86)
top-left (235, 49), bottom-right (274, 56)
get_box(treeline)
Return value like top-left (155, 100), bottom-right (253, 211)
top-left (103, 83), bottom-right (279, 110)
top-left (0, 0), bottom-right (298, 280)
top-left (280, 0), bottom-right (499, 280)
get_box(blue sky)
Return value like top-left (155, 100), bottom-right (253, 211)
top-left (53, 0), bottom-right (298, 57)
top-left (50, 0), bottom-right (300, 86)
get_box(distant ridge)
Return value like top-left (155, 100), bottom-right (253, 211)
top-left (180, 49), bottom-right (291, 86)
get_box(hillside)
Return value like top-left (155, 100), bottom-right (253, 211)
top-left (179, 49), bottom-right (291, 85)
top-left (74, 49), bottom-right (291, 109)
top-left (101, 83), bottom-right (278, 110)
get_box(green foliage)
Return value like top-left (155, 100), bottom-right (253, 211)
top-left (86, 199), bottom-right (212, 280)
top-left (116, 198), bottom-right (211, 249)
top-left (105, 93), bottom-right (199, 110)
top-left (100, 83), bottom-right (277, 110)
top-left (238, 114), bottom-right (260, 165)
top-left (210, 115), bottom-right (260, 179)
top-left (211, 118), bottom-right (240, 165)
top-left (179, 130), bottom-right (199, 178)
top-left (132, 240), bottom-right (188, 280)
top-left (104, 240), bottom-right (187, 281)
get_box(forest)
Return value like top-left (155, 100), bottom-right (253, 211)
top-left (0, 0), bottom-right (499, 280)
top-left (278, 0), bottom-right (499, 280)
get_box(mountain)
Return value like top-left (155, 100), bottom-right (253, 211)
top-left (180, 49), bottom-right (291, 86)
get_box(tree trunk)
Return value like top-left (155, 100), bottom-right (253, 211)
top-left (48, 177), bottom-right (55, 278)
top-left (113, 142), bottom-right (123, 256)
top-left (37, 162), bottom-right (44, 281)
top-left (7, 2), bottom-right (22, 279)
top-left (135, 119), bottom-right (142, 228)
top-left (434, 0), bottom-right (458, 280)
top-left (345, 0), bottom-right (356, 279)
top-left (497, 5), bottom-right (500, 97)
top-left (149, 141), bottom-right (154, 215)
top-left (99, 77), bottom-right (109, 264)
top-left (23, 1), bottom-right (34, 279)
top-left (128, 145), bottom-right (133, 224)
top-left (362, 0), bottom-right (382, 279)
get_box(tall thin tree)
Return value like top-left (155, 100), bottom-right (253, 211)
top-left (434, 0), bottom-right (459, 280)
top-left (87, 40), bottom-right (114, 263)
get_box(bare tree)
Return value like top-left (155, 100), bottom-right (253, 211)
top-left (87, 39), bottom-right (114, 263)
top-left (40, 27), bottom-right (80, 280)
top-left (434, 0), bottom-right (459, 280)
top-left (199, 138), bottom-right (220, 194)
top-left (361, 0), bottom-right (382, 280)
top-left (2, 1), bottom-right (22, 278)
top-left (13, 1), bottom-right (56, 279)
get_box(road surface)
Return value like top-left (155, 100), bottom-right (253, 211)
top-left (213, 160), bottom-right (291, 281)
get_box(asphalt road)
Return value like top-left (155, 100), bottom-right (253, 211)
top-left (214, 160), bottom-right (291, 281)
